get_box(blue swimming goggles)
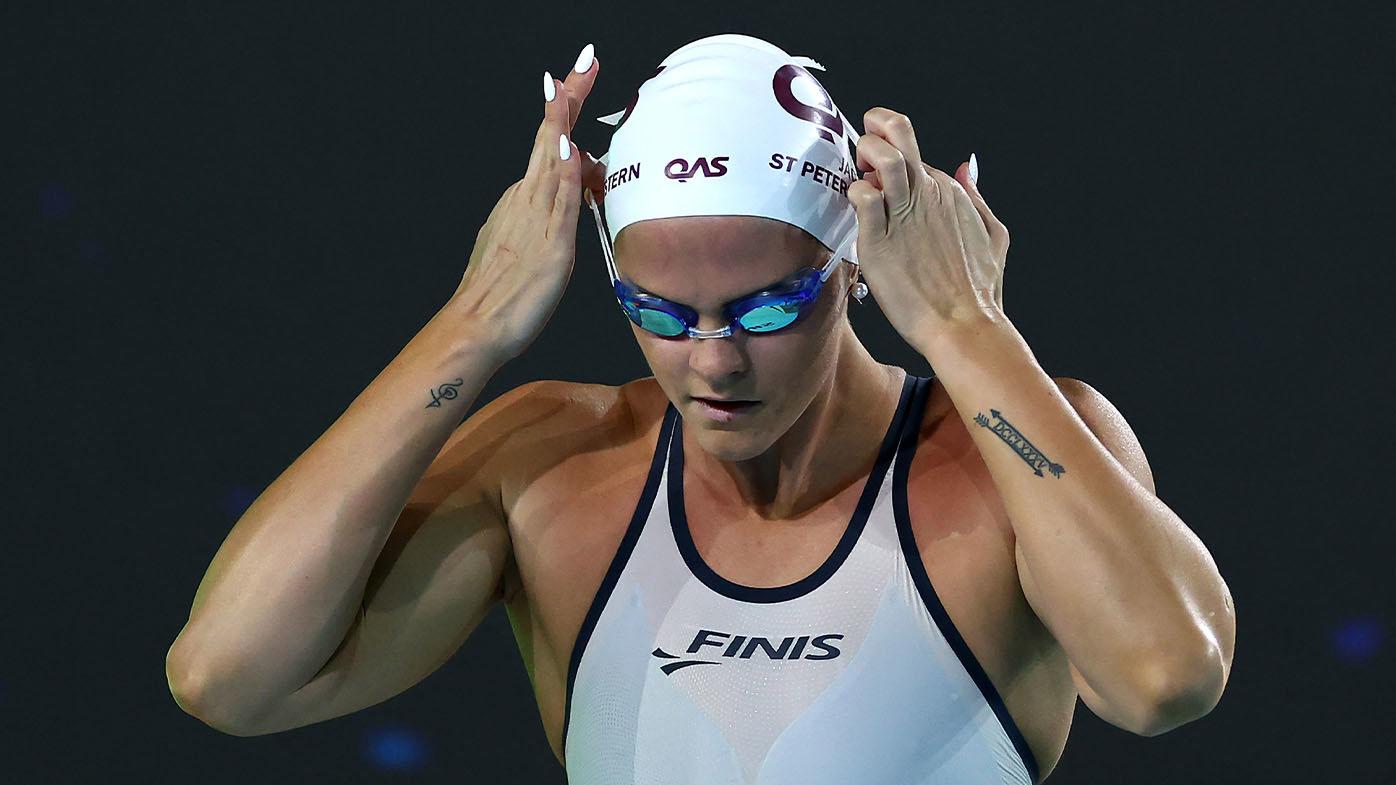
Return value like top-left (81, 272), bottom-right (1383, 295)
top-left (585, 190), bottom-right (851, 339)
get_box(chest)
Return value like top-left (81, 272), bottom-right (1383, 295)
top-left (504, 412), bottom-right (1041, 730)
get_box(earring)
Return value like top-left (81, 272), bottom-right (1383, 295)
top-left (852, 279), bottom-right (869, 302)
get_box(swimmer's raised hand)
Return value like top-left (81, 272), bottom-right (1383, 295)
top-left (450, 44), bottom-right (605, 363)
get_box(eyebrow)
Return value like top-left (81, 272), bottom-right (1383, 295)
top-left (623, 268), bottom-right (809, 309)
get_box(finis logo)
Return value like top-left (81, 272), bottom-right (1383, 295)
top-left (651, 628), bottom-right (844, 675)
top-left (663, 156), bottom-right (731, 183)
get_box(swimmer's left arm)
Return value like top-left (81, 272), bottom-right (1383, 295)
top-left (919, 317), bottom-right (1236, 738)
top-left (849, 107), bottom-right (1234, 738)
top-left (848, 106), bottom-right (1234, 737)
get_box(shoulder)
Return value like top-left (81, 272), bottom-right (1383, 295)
top-left (464, 375), bottom-right (666, 451)
top-left (460, 376), bottom-right (669, 502)
top-left (1049, 376), bottom-right (1156, 495)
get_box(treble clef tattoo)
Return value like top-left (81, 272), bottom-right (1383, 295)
top-left (426, 378), bottom-right (465, 409)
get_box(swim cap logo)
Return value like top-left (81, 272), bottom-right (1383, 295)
top-left (772, 64), bottom-right (844, 146)
top-left (664, 156), bottom-right (731, 183)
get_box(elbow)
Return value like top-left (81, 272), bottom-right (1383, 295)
top-left (169, 678), bottom-right (265, 737)
top-left (166, 643), bottom-right (263, 737)
top-left (167, 640), bottom-right (209, 721)
top-left (167, 660), bottom-right (233, 735)
top-left (1132, 645), bottom-right (1230, 737)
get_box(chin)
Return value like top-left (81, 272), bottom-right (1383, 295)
top-left (688, 423), bottom-right (773, 463)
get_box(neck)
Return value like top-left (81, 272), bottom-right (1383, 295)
top-left (687, 326), bottom-right (905, 521)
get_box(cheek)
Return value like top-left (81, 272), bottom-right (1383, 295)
top-left (631, 327), bottom-right (686, 376)
top-left (635, 335), bottom-right (703, 409)
top-left (752, 326), bottom-right (837, 376)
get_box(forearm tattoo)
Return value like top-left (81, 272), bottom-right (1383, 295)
top-left (974, 409), bottom-right (1066, 478)
top-left (426, 378), bottom-right (465, 409)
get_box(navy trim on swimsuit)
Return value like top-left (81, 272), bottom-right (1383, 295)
top-left (668, 371), bottom-right (916, 604)
top-left (561, 404), bottom-right (678, 749)
top-left (891, 375), bottom-right (1042, 785)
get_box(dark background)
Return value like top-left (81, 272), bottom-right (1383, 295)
top-left (10, 1), bottom-right (1394, 782)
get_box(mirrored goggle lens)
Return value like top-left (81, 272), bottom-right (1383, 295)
top-left (736, 302), bottom-right (802, 332)
top-left (625, 304), bottom-right (687, 336)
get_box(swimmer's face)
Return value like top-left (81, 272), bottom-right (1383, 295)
top-left (614, 215), bottom-right (853, 462)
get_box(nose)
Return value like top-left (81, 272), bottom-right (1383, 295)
top-left (688, 328), bottom-right (750, 381)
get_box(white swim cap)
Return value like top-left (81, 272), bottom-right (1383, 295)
top-left (591, 33), bottom-right (863, 266)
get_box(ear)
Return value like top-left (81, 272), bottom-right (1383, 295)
top-left (836, 262), bottom-right (860, 320)
top-left (839, 262), bottom-right (853, 294)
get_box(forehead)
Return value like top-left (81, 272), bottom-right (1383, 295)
top-left (614, 215), bottom-right (826, 304)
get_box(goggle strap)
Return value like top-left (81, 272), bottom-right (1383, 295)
top-left (821, 234), bottom-right (857, 283)
top-left (586, 188), bottom-right (620, 282)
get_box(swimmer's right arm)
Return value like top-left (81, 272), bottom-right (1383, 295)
top-left (165, 48), bottom-right (604, 736)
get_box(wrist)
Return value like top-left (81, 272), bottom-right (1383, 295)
top-left (913, 306), bottom-right (1022, 366)
top-left (427, 296), bottom-right (517, 370)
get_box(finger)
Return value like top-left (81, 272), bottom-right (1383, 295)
top-left (524, 72), bottom-right (568, 207)
top-left (855, 133), bottom-right (912, 215)
top-left (953, 160), bottom-right (1009, 254)
top-left (560, 46), bottom-right (599, 132)
top-left (847, 179), bottom-right (888, 241)
top-left (863, 108), bottom-right (924, 193)
top-left (548, 134), bottom-right (582, 243)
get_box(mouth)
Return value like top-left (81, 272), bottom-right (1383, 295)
top-left (692, 397), bottom-right (761, 414)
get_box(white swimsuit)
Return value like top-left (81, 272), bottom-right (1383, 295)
top-left (563, 372), bottom-right (1039, 784)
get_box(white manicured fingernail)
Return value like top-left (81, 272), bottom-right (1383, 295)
top-left (543, 71), bottom-right (556, 102)
top-left (573, 43), bottom-right (594, 74)
top-left (968, 152), bottom-right (979, 185)
top-left (559, 133), bottom-right (571, 161)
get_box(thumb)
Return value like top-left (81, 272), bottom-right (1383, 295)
top-left (580, 150), bottom-right (607, 204)
top-left (955, 156), bottom-right (1009, 254)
